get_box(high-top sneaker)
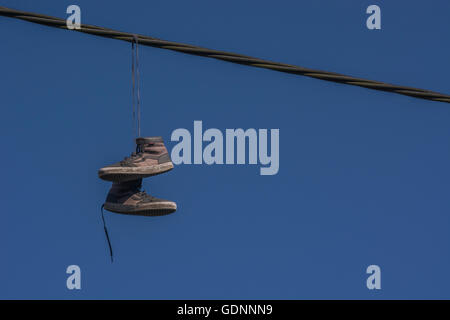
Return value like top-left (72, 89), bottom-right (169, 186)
top-left (98, 136), bottom-right (173, 182)
top-left (103, 179), bottom-right (177, 216)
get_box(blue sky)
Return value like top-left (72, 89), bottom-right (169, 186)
top-left (1, 0), bottom-right (449, 299)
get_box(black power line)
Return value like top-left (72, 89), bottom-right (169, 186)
top-left (1, 5), bottom-right (449, 104)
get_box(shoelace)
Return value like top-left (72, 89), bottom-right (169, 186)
top-left (101, 205), bottom-right (114, 263)
top-left (131, 35), bottom-right (141, 139)
top-left (135, 191), bottom-right (155, 203)
top-left (119, 145), bottom-right (143, 165)
top-left (119, 152), bottom-right (140, 165)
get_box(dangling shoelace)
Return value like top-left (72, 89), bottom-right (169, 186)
top-left (131, 34), bottom-right (141, 140)
top-left (101, 205), bottom-right (114, 263)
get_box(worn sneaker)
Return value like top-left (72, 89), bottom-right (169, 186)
top-left (98, 136), bottom-right (173, 182)
top-left (103, 179), bottom-right (177, 216)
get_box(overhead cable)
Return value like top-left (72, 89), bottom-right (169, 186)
top-left (1, 5), bottom-right (449, 103)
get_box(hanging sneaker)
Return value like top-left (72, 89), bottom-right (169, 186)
top-left (98, 136), bottom-right (173, 182)
top-left (103, 179), bottom-right (177, 216)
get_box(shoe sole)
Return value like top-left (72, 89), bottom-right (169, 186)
top-left (103, 201), bottom-right (177, 217)
top-left (98, 162), bottom-right (174, 182)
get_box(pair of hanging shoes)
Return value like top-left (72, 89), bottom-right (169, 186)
top-left (98, 137), bottom-right (176, 216)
